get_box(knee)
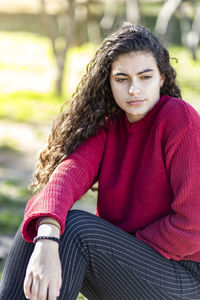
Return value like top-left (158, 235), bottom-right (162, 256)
top-left (60, 210), bottom-right (97, 258)
top-left (65, 209), bottom-right (95, 232)
top-left (61, 210), bottom-right (99, 245)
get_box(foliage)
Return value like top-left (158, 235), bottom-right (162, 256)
top-left (0, 91), bottom-right (63, 123)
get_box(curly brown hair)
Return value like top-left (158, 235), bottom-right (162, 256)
top-left (30, 22), bottom-right (181, 193)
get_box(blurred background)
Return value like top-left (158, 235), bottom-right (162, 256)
top-left (0, 0), bottom-right (200, 290)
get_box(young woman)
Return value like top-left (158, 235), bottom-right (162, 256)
top-left (1, 23), bottom-right (200, 300)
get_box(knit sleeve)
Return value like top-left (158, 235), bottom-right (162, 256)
top-left (21, 127), bottom-right (106, 243)
top-left (136, 125), bottom-right (200, 261)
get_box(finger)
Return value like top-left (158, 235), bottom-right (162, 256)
top-left (56, 285), bottom-right (61, 298)
top-left (30, 276), bottom-right (39, 300)
top-left (37, 279), bottom-right (48, 300)
top-left (48, 281), bottom-right (58, 300)
top-left (24, 272), bottom-right (33, 299)
top-left (56, 276), bottom-right (62, 297)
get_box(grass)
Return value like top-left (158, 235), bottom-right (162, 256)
top-left (0, 91), bottom-right (63, 123)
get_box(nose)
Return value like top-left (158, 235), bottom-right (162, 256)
top-left (129, 82), bottom-right (140, 97)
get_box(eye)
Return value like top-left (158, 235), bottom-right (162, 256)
top-left (115, 78), bottom-right (127, 82)
top-left (140, 75), bottom-right (152, 80)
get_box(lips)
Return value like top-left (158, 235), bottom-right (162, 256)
top-left (127, 100), bottom-right (144, 105)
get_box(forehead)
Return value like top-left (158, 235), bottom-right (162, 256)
top-left (111, 51), bottom-right (158, 73)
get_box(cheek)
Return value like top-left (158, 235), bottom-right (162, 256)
top-left (110, 80), bottom-right (115, 95)
top-left (147, 79), bottom-right (161, 95)
top-left (112, 90), bottom-right (120, 103)
top-left (110, 82), bottom-right (121, 98)
top-left (112, 81), bottom-right (128, 94)
top-left (111, 87), bottom-right (124, 106)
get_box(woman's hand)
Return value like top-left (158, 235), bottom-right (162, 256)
top-left (24, 221), bottom-right (62, 300)
top-left (24, 239), bottom-right (62, 300)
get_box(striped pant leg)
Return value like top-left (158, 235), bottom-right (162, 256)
top-left (60, 209), bottom-right (200, 300)
top-left (1, 209), bottom-right (200, 300)
top-left (0, 227), bottom-right (34, 300)
top-left (0, 217), bottom-right (88, 300)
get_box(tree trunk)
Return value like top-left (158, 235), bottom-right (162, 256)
top-left (126, 0), bottom-right (140, 24)
top-left (155, 0), bottom-right (182, 42)
top-left (39, 0), bottom-right (75, 95)
top-left (100, 0), bottom-right (116, 30)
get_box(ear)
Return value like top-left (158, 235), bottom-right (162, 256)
top-left (160, 74), bottom-right (165, 87)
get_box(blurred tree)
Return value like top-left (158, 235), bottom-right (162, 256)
top-left (39, 0), bottom-right (105, 95)
top-left (100, 0), bottom-right (116, 30)
top-left (179, 1), bottom-right (200, 60)
top-left (155, 0), bottom-right (200, 59)
top-left (155, 0), bottom-right (182, 42)
top-left (100, 0), bottom-right (141, 31)
top-left (126, 0), bottom-right (140, 24)
top-left (40, 0), bottom-right (75, 95)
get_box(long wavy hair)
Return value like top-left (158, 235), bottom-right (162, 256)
top-left (30, 22), bottom-right (181, 193)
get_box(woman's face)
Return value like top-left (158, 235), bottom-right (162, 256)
top-left (110, 51), bottom-right (165, 123)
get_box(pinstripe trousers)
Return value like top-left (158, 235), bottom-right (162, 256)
top-left (1, 210), bottom-right (200, 300)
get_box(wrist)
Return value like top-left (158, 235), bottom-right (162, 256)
top-left (34, 235), bottom-right (60, 245)
top-left (37, 223), bottom-right (60, 238)
top-left (34, 238), bottom-right (60, 250)
top-left (36, 217), bottom-right (61, 231)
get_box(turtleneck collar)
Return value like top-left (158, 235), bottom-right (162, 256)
top-left (123, 95), bottom-right (171, 133)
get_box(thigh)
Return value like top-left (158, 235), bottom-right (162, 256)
top-left (80, 252), bottom-right (178, 300)
top-left (63, 210), bottom-right (200, 300)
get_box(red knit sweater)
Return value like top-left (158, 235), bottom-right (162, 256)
top-left (22, 95), bottom-right (200, 262)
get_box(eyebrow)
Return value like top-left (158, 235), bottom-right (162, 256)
top-left (113, 68), bottom-right (154, 76)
